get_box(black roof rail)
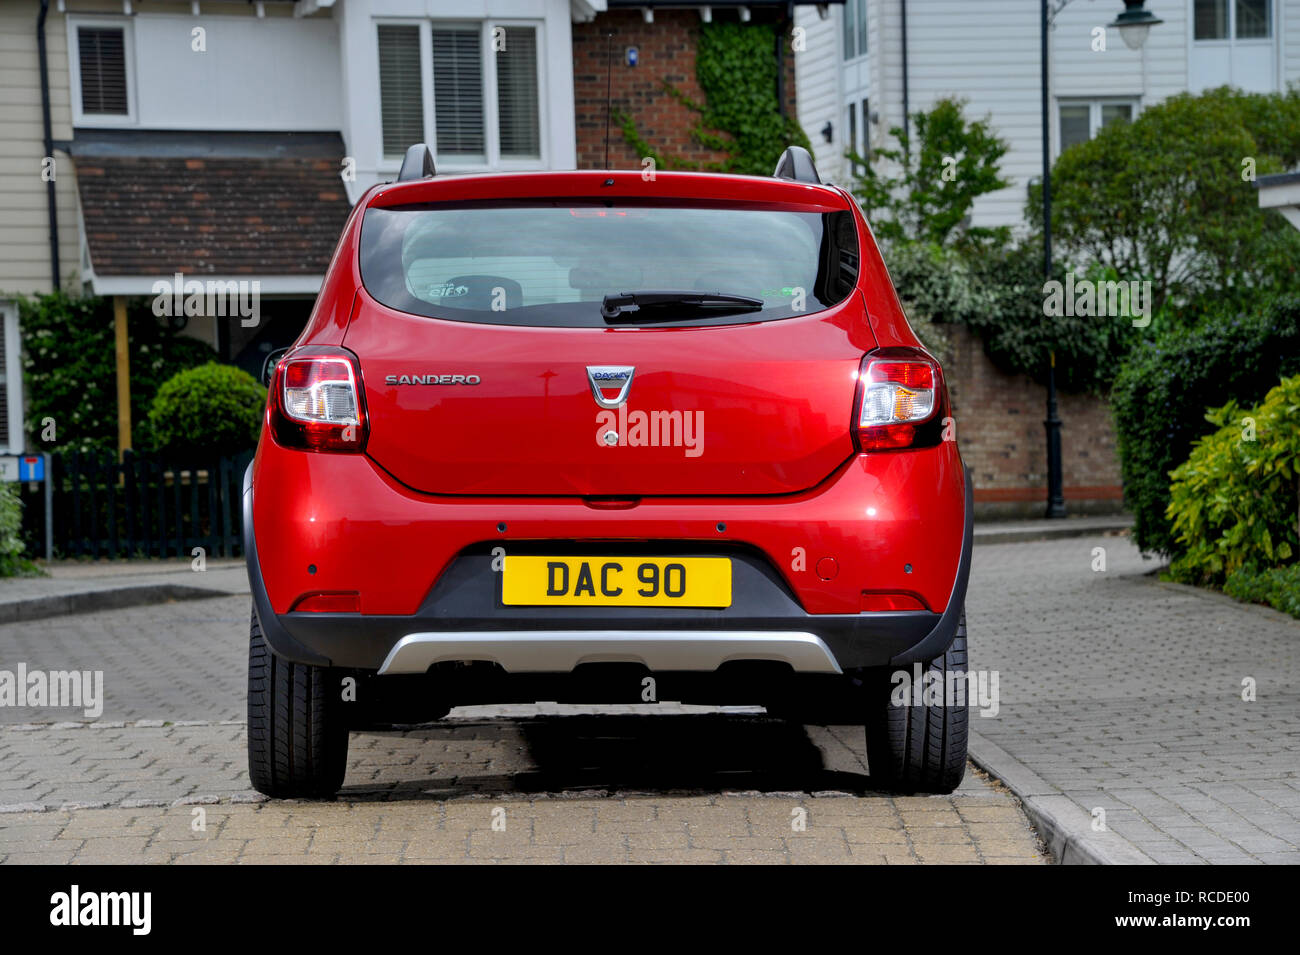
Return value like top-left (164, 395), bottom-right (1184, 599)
top-left (398, 143), bottom-right (436, 181)
top-left (772, 145), bottom-right (821, 185)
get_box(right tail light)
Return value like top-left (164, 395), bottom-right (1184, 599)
top-left (854, 348), bottom-right (948, 451)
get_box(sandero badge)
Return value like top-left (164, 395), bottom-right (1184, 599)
top-left (243, 144), bottom-right (972, 800)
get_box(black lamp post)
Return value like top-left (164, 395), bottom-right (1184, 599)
top-left (1040, 0), bottom-right (1159, 519)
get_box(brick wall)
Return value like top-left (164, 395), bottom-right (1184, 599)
top-left (944, 325), bottom-right (1124, 518)
top-left (573, 9), bottom-right (799, 170)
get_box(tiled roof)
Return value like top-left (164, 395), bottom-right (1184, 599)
top-left (71, 130), bottom-right (351, 277)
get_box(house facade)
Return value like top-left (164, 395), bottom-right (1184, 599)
top-left (2, 0), bottom-right (814, 459)
top-left (794, 0), bottom-right (1300, 516)
top-left (796, 0), bottom-right (1300, 224)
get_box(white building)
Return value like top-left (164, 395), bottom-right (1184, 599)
top-left (796, 0), bottom-right (1300, 228)
top-left (1, 0), bottom-right (598, 456)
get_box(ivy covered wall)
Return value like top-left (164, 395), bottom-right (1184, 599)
top-left (572, 10), bottom-right (808, 174)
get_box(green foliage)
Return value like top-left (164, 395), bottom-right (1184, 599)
top-left (1112, 296), bottom-right (1300, 557)
top-left (18, 290), bottom-right (214, 454)
top-left (853, 97), bottom-right (1011, 249)
top-left (1166, 374), bottom-right (1300, 585)
top-left (885, 239), bottom-right (1135, 394)
top-left (618, 21), bottom-right (811, 176)
top-left (147, 362), bottom-right (266, 460)
top-left (0, 483), bottom-right (40, 577)
top-left (1039, 86), bottom-right (1300, 309)
top-left (1224, 564), bottom-right (1300, 620)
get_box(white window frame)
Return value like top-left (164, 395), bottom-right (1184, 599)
top-left (1054, 97), bottom-right (1139, 158)
top-left (842, 0), bottom-right (868, 62)
top-left (67, 15), bottom-right (138, 127)
top-left (0, 301), bottom-right (24, 456)
top-left (373, 17), bottom-right (548, 175)
top-left (1190, 0), bottom-right (1273, 43)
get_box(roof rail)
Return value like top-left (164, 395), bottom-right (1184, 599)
top-left (773, 145), bottom-right (821, 185)
top-left (398, 143), bottom-right (436, 181)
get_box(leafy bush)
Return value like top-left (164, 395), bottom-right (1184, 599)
top-left (1112, 296), bottom-right (1300, 557)
top-left (1166, 374), bottom-right (1300, 584)
top-left (853, 97), bottom-right (1010, 249)
top-left (147, 362), bottom-right (266, 460)
top-left (19, 291), bottom-right (214, 454)
top-left (0, 483), bottom-right (40, 577)
top-left (884, 239), bottom-right (1135, 393)
top-left (1224, 564), bottom-right (1300, 620)
top-left (1041, 86), bottom-right (1300, 309)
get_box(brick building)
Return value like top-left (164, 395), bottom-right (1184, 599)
top-left (573, 5), bottom-right (800, 171)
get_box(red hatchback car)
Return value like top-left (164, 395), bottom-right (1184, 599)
top-left (243, 145), bottom-right (973, 798)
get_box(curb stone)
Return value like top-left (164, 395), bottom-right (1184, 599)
top-left (968, 729), bottom-right (1155, 865)
top-left (0, 584), bottom-right (237, 626)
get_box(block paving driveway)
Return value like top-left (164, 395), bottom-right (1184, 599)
top-left (1, 532), bottom-right (1296, 863)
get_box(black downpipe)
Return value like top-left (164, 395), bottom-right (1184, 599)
top-left (37, 0), bottom-right (60, 291)
top-left (776, 4), bottom-right (790, 119)
top-left (900, 0), bottom-right (910, 164)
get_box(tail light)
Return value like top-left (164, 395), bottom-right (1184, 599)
top-left (268, 348), bottom-right (368, 453)
top-left (854, 349), bottom-right (947, 452)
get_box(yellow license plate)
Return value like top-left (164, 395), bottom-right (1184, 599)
top-left (501, 556), bottom-right (732, 608)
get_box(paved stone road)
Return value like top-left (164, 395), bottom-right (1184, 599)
top-left (967, 535), bottom-right (1300, 864)
top-left (0, 596), bottom-right (1045, 864)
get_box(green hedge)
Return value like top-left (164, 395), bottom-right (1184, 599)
top-left (1167, 374), bottom-right (1300, 584)
top-left (19, 291), bottom-right (214, 454)
top-left (0, 483), bottom-right (39, 577)
top-left (1224, 564), bottom-right (1300, 620)
top-left (885, 239), bottom-right (1135, 394)
top-left (1112, 295), bottom-right (1300, 557)
top-left (147, 362), bottom-right (266, 461)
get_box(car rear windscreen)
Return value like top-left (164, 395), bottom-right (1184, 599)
top-left (358, 200), bottom-right (860, 327)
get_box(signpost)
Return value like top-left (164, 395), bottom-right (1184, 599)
top-left (1, 452), bottom-right (53, 560)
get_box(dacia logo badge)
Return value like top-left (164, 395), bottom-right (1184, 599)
top-left (586, 366), bottom-right (635, 409)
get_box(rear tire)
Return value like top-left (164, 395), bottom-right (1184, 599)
top-left (863, 614), bottom-right (969, 794)
top-left (247, 608), bottom-right (349, 798)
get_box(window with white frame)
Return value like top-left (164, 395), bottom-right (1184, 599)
top-left (376, 20), bottom-right (542, 167)
top-left (845, 98), bottom-right (870, 175)
top-left (842, 0), bottom-right (867, 60)
top-left (0, 302), bottom-right (24, 455)
top-left (1058, 99), bottom-right (1136, 154)
top-left (69, 19), bottom-right (134, 124)
top-left (1194, 0), bottom-right (1271, 41)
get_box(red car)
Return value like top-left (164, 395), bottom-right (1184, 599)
top-left (243, 145), bottom-right (972, 798)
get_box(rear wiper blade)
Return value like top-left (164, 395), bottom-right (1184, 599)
top-left (601, 289), bottom-right (764, 322)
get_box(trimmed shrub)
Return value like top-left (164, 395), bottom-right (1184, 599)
top-left (147, 362), bottom-right (266, 461)
top-left (1166, 374), bottom-right (1300, 584)
top-left (1112, 295), bottom-right (1300, 557)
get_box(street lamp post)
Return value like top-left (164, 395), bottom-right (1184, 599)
top-left (1039, 0), bottom-right (1160, 519)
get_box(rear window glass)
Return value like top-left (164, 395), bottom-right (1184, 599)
top-left (358, 200), bottom-right (860, 327)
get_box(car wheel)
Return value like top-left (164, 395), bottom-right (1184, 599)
top-left (863, 614), bottom-right (969, 794)
top-left (247, 608), bottom-right (349, 798)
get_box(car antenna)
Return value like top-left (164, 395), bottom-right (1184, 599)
top-left (604, 31), bottom-right (614, 170)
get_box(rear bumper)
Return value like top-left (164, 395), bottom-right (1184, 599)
top-left (242, 458), bottom-right (973, 674)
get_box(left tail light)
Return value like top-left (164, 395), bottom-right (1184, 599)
top-left (268, 347), bottom-right (368, 453)
top-left (853, 348), bottom-right (947, 451)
